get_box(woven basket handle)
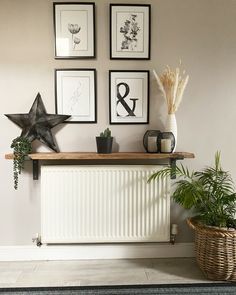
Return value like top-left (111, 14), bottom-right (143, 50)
top-left (187, 218), bottom-right (196, 230)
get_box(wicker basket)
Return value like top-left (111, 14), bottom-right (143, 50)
top-left (187, 217), bottom-right (236, 281)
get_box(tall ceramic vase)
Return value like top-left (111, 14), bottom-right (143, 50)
top-left (165, 113), bottom-right (177, 152)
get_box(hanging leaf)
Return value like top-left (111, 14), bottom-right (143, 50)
top-left (11, 137), bottom-right (32, 190)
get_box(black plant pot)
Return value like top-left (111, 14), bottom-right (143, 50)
top-left (96, 137), bottom-right (113, 154)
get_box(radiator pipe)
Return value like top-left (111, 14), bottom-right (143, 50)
top-left (170, 224), bottom-right (178, 244)
top-left (32, 233), bottom-right (42, 247)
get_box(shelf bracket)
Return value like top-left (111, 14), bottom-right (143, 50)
top-left (32, 160), bottom-right (39, 180)
top-left (170, 159), bottom-right (177, 179)
top-left (170, 156), bottom-right (184, 179)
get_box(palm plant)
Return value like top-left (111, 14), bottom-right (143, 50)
top-left (148, 152), bottom-right (236, 228)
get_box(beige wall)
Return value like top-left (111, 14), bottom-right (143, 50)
top-left (1, 0), bottom-right (236, 245)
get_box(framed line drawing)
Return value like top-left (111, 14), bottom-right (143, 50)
top-left (109, 70), bottom-right (149, 124)
top-left (55, 69), bottom-right (97, 123)
top-left (110, 4), bottom-right (151, 59)
top-left (53, 2), bottom-right (95, 58)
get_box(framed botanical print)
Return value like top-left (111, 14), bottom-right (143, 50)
top-left (109, 70), bottom-right (149, 124)
top-left (110, 4), bottom-right (151, 59)
top-left (55, 69), bottom-right (97, 123)
top-left (53, 2), bottom-right (95, 58)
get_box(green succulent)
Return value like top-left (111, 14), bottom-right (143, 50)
top-left (99, 128), bottom-right (112, 138)
top-left (148, 152), bottom-right (236, 228)
top-left (11, 136), bottom-right (32, 190)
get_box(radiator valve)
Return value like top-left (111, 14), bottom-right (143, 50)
top-left (32, 233), bottom-right (42, 247)
top-left (170, 224), bottom-right (178, 244)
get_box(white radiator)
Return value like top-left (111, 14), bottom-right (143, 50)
top-left (41, 165), bottom-right (170, 244)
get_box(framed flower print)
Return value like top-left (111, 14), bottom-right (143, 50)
top-left (110, 4), bottom-right (151, 59)
top-left (53, 2), bottom-right (95, 58)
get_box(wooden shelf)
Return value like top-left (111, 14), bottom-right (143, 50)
top-left (5, 152), bottom-right (195, 180)
top-left (5, 152), bottom-right (194, 160)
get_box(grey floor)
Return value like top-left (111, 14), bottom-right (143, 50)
top-left (0, 258), bottom-right (214, 288)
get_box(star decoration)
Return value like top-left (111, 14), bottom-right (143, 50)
top-left (5, 93), bottom-right (70, 152)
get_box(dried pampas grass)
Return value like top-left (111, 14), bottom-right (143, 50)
top-left (153, 63), bottom-right (189, 114)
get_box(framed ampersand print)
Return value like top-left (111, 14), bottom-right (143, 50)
top-left (109, 70), bottom-right (149, 124)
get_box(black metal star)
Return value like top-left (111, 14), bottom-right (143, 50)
top-left (5, 93), bottom-right (70, 152)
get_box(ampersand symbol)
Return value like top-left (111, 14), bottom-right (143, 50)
top-left (116, 83), bottom-right (138, 117)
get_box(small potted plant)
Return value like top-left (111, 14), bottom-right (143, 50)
top-left (96, 128), bottom-right (113, 154)
top-left (11, 136), bottom-right (32, 190)
top-left (148, 152), bottom-right (236, 281)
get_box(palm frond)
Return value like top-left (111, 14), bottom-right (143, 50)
top-left (148, 151), bottom-right (236, 228)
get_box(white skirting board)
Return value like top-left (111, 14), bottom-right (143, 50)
top-left (0, 243), bottom-right (194, 261)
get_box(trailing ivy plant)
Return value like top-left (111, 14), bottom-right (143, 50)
top-left (11, 136), bottom-right (32, 190)
top-left (148, 152), bottom-right (236, 228)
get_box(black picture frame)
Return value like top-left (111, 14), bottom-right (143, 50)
top-left (53, 2), bottom-right (96, 59)
top-left (109, 70), bottom-right (149, 124)
top-left (110, 4), bottom-right (151, 60)
top-left (55, 69), bottom-right (97, 123)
